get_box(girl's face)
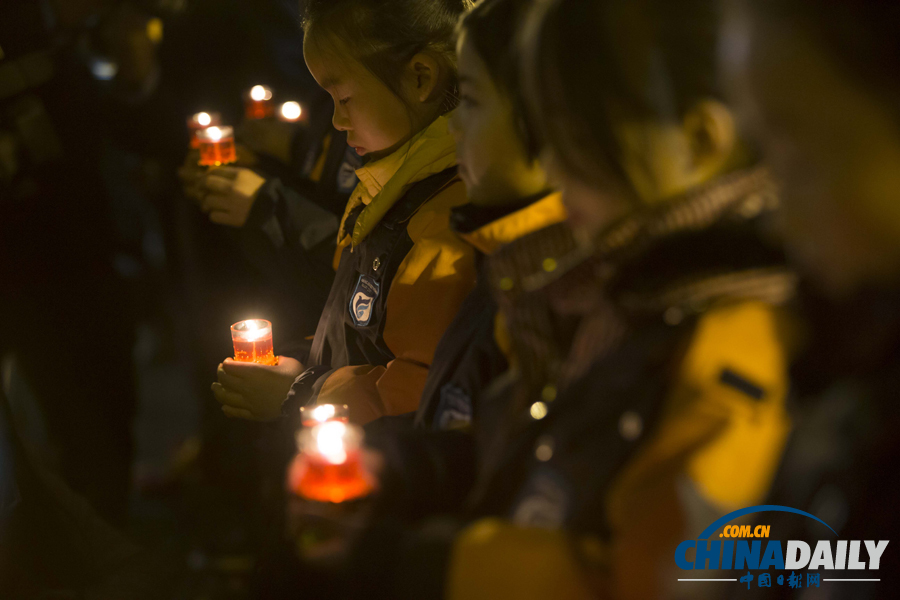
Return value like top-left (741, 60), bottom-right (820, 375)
top-left (304, 37), bottom-right (417, 160)
top-left (449, 31), bottom-right (548, 206)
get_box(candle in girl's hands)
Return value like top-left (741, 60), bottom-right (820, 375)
top-left (277, 101), bottom-right (303, 123)
top-left (300, 403), bottom-right (349, 428)
top-left (187, 111), bottom-right (221, 148)
top-left (231, 319), bottom-right (276, 365)
top-left (288, 421), bottom-right (373, 503)
top-left (245, 85), bottom-right (274, 120)
top-left (197, 126), bottom-right (237, 166)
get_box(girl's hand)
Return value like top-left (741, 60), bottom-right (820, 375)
top-left (195, 166), bottom-right (267, 228)
top-left (212, 356), bottom-right (305, 421)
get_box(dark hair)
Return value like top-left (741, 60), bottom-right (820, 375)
top-left (753, 0), bottom-right (900, 113)
top-left (522, 0), bottom-right (725, 189)
top-left (458, 0), bottom-right (540, 159)
top-left (302, 0), bottom-right (474, 113)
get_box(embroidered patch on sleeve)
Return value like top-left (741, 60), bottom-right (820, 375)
top-left (349, 274), bottom-right (380, 327)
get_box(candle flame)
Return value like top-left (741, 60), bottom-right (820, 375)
top-left (316, 421), bottom-right (348, 465)
top-left (250, 85), bottom-right (272, 101)
top-left (235, 319), bottom-right (270, 341)
top-left (205, 126), bottom-right (223, 142)
top-left (312, 404), bottom-right (336, 423)
top-left (196, 112), bottom-right (211, 126)
top-left (280, 101), bottom-right (302, 120)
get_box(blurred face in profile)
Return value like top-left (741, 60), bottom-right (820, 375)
top-left (450, 30), bottom-right (548, 206)
top-left (724, 1), bottom-right (900, 295)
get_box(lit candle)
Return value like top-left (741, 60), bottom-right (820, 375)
top-left (277, 101), bottom-right (303, 123)
top-left (245, 85), bottom-right (274, 120)
top-left (187, 111), bottom-right (221, 148)
top-left (230, 319), bottom-right (276, 365)
top-left (196, 125), bottom-right (237, 167)
top-left (299, 403), bottom-right (349, 428)
top-left (288, 421), bottom-right (373, 503)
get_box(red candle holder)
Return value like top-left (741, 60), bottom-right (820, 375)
top-left (197, 126), bottom-right (237, 167)
top-left (299, 403), bottom-right (349, 428)
top-left (245, 85), bottom-right (274, 120)
top-left (187, 111), bottom-right (221, 149)
top-left (288, 421), bottom-right (373, 503)
top-left (277, 101), bottom-right (304, 123)
top-left (231, 319), bottom-right (276, 365)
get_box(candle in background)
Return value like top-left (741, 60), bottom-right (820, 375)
top-left (288, 421), bottom-right (373, 503)
top-left (196, 125), bottom-right (237, 167)
top-left (245, 85), bottom-right (274, 120)
top-left (277, 101), bottom-right (303, 123)
top-left (231, 319), bottom-right (276, 365)
top-left (187, 111), bottom-right (221, 148)
top-left (299, 404), bottom-right (349, 428)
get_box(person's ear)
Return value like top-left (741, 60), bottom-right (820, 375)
top-left (406, 52), bottom-right (443, 104)
top-left (682, 99), bottom-right (738, 181)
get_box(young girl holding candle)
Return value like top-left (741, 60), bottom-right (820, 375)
top-left (212, 0), bottom-right (478, 425)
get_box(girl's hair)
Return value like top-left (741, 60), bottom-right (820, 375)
top-left (458, 0), bottom-right (540, 159)
top-left (521, 0), bottom-right (726, 190)
top-left (302, 0), bottom-right (474, 113)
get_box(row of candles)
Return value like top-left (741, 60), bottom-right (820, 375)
top-left (230, 319), bottom-right (373, 504)
top-left (188, 85), bottom-right (305, 167)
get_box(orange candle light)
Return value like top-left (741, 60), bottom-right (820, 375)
top-left (231, 319), bottom-right (276, 365)
top-left (197, 126), bottom-right (237, 167)
top-left (288, 421), bottom-right (373, 503)
top-left (277, 101), bottom-right (304, 123)
top-left (299, 403), bottom-right (349, 428)
top-left (187, 111), bottom-right (221, 148)
top-left (245, 85), bottom-right (274, 120)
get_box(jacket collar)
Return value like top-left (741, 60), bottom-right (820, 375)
top-left (453, 192), bottom-right (567, 255)
top-left (338, 113), bottom-right (458, 247)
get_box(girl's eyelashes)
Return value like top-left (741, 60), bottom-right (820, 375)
top-left (339, 96), bottom-right (351, 106)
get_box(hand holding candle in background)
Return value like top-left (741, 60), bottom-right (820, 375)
top-left (212, 356), bottom-right (304, 421)
top-left (195, 166), bottom-right (267, 227)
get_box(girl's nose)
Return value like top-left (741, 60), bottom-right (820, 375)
top-left (332, 105), bottom-right (351, 132)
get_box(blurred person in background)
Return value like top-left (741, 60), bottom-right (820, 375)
top-left (0, 0), bottom-right (152, 524)
top-left (0, 387), bottom-right (176, 598)
top-left (720, 0), bottom-right (900, 596)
